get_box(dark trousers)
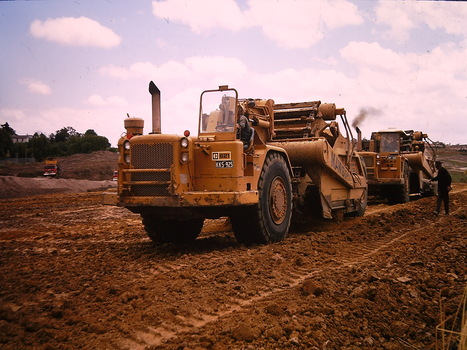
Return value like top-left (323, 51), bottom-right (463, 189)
top-left (436, 191), bottom-right (449, 214)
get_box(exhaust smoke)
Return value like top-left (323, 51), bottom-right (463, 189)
top-left (352, 107), bottom-right (381, 129)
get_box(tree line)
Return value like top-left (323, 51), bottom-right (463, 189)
top-left (0, 122), bottom-right (112, 161)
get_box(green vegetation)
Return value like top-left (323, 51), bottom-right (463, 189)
top-left (1, 122), bottom-right (112, 161)
top-left (0, 122), bottom-right (15, 159)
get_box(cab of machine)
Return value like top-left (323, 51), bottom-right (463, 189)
top-left (379, 132), bottom-right (401, 153)
top-left (198, 86), bottom-right (239, 142)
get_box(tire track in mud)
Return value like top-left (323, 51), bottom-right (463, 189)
top-left (123, 206), bottom-right (464, 349)
top-left (0, 204), bottom-right (139, 242)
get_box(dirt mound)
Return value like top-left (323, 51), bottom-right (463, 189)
top-left (0, 151), bottom-right (118, 198)
top-left (57, 151), bottom-right (119, 181)
top-left (0, 151), bottom-right (118, 181)
top-left (0, 176), bottom-right (116, 199)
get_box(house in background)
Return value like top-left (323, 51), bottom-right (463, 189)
top-left (11, 134), bottom-right (33, 143)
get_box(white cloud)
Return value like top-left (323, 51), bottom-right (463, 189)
top-left (320, 0), bottom-right (363, 30)
top-left (99, 56), bottom-right (248, 86)
top-left (152, 0), bottom-right (246, 33)
top-left (338, 40), bottom-right (467, 143)
top-left (86, 95), bottom-right (128, 107)
top-left (99, 61), bottom-right (191, 81)
top-left (185, 56), bottom-right (247, 77)
top-left (1, 108), bottom-right (28, 124)
top-left (341, 41), bottom-right (467, 94)
top-left (375, 1), bottom-right (414, 42)
top-left (22, 79), bottom-right (52, 95)
top-left (152, 0), bottom-right (363, 49)
top-left (420, 43), bottom-right (467, 81)
top-left (245, 0), bottom-right (363, 49)
top-left (30, 16), bottom-right (121, 48)
top-left (237, 67), bottom-right (352, 104)
top-left (341, 41), bottom-right (410, 72)
top-left (375, 1), bottom-right (467, 43)
top-left (411, 1), bottom-right (467, 35)
top-left (98, 65), bottom-right (131, 80)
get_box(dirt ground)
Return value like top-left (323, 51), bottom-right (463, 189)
top-left (0, 181), bottom-right (465, 349)
top-left (0, 149), bottom-right (466, 349)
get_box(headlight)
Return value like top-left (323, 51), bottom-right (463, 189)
top-left (123, 140), bottom-right (130, 150)
top-left (180, 152), bottom-right (189, 163)
top-left (124, 154), bottom-right (130, 164)
top-left (180, 137), bottom-right (189, 148)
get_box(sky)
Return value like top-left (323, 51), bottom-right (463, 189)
top-left (1, 0), bottom-right (466, 146)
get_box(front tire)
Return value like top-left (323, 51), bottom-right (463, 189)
top-left (231, 153), bottom-right (292, 244)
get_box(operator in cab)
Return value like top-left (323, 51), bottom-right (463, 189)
top-left (236, 105), bottom-right (252, 150)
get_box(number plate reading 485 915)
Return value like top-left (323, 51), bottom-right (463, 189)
top-left (215, 160), bottom-right (234, 168)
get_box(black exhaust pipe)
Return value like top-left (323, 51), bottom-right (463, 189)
top-left (149, 81), bottom-right (161, 134)
top-left (356, 127), bottom-right (362, 151)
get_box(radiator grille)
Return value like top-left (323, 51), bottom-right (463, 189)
top-left (130, 142), bottom-right (173, 196)
top-left (132, 143), bottom-right (173, 169)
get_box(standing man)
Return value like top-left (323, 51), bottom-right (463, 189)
top-left (431, 161), bottom-right (452, 215)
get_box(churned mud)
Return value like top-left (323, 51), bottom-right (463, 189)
top-left (0, 184), bottom-right (466, 350)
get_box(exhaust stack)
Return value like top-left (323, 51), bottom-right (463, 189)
top-left (149, 81), bottom-right (161, 134)
top-left (356, 127), bottom-right (362, 151)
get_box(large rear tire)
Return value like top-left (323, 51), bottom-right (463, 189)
top-left (230, 153), bottom-right (292, 244)
top-left (141, 214), bottom-right (204, 244)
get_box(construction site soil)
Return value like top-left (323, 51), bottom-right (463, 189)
top-left (0, 151), bottom-right (466, 350)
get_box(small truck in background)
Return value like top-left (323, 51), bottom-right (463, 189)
top-left (43, 158), bottom-right (61, 177)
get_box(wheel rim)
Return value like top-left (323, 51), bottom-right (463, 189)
top-left (269, 176), bottom-right (288, 225)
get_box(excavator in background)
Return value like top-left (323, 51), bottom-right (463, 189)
top-left (357, 128), bottom-right (436, 204)
top-left (104, 82), bottom-right (367, 244)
